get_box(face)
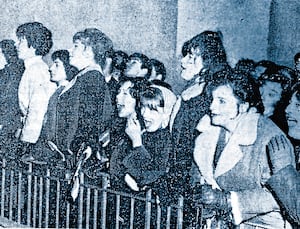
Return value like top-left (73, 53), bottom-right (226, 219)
top-left (259, 81), bottom-right (283, 117)
top-left (295, 58), bottom-right (300, 72)
top-left (140, 98), bottom-right (164, 132)
top-left (17, 37), bottom-right (34, 60)
top-left (49, 58), bottom-right (67, 83)
top-left (285, 92), bottom-right (300, 140)
top-left (210, 85), bottom-right (241, 129)
top-left (116, 81), bottom-right (136, 118)
top-left (0, 48), bottom-right (7, 69)
top-left (180, 47), bottom-right (203, 81)
top-left (69, 40), bottom-right (89, 70)
top-left (125, 58), bottom-right (145, 78)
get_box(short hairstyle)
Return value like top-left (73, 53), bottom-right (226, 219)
top-left (206, 69), bottom-right (264, 113)
top-left (234, 58), bottom-right (256, 73)
top-left (0, 39), bottom-right (18, 64)
top-left (287, 83), bottom-right (300, 102)
top-left (16, 22), bottom-right (53, 56)
top-left (128, 52), bottom-right (151, 77)
top-left (51, 49), bottom-right (79, 81)
top-left (294, 52), bottom-right (300, 62)
top-left (182, 30), bottom-right (228, 71)
top-left (73, 28), bottom-right (113, 68)
top-left (140, 86), bottom-right (164, 110)
top-left (258, 67), bottom-right (292, 91)
top-left (149, 58), bottom-right (166, 81)
top-left (112, 50), bottom-right (128, 72)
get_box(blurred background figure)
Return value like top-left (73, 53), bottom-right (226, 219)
top-left (0, 39), bottom-right (25, 154)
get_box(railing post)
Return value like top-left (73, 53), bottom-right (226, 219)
top-left (78, 172), bottom-right (84, 229)
top-left (45, 169), bottom-right (50, 228)
top-left (145, 189), bottom-right (152, 229)
top-left (100, 175), bottom-right (108, 229)
top-left (26, 163), bottom-right (32, 227)
top-left (1, 158), bottom-right (6, 217)
top-left (176, 196), bottom-right (184, 229)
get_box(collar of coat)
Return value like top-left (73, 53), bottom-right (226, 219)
top-left (193, 111), bottom-right (260, 189)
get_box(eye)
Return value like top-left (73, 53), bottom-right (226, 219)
top-left (219, 98), bottom-right (226, 104)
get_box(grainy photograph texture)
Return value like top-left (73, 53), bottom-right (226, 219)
top-left (0, 0), bottom-right (298, 228)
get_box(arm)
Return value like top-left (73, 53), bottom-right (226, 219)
top-left (20, 66), bottom-right (55, 143)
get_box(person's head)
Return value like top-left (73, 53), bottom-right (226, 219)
top-left (294, 52), bottom-right (300, 73)
top-left (125, 53), bottom-right (151, 78)
top-left (0, 39), bottom-right (19, 69)
top-left (139, 87), bottom-right (165, 132)
top-left (258, 70), bottom-right (290, 117)
top-left (148, 58), bottom-right (166, 81)
top-left (49, 49), bottom-right (79, 84)
top-left (180, 30), bottom-right (228, 81)
top-left (285, 83), bottom-right (300, 140)
top-left (252, 60), bottom-right (276, 79)
top-left (16, 22), bottom-right (53, 59)
top-left (70, 28), bottom-right (113, 70)
top-left (234, 58), bottom-right (256, 75)
top-left (116, 77), bottom-right (149, 119)
top-left (206, 69), bottom-right (263, 131)
top-left (110, 50), bottom-right (128, 79)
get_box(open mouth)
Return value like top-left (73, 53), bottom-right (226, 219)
top-left (286, 116), bottom-right (297, 126)
top-left (143, 119), bottom-right (152, 127)
top-left (117, 104), bottom-right (124, 111)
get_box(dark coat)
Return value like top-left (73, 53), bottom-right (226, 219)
top-left (36, 67), bottom-right (112, 160)
top-left (267, 165), bottom-right (300, 227)
top-left (0, 60), bottom-right (24, 145)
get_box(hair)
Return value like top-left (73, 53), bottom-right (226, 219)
top-left (128, 52), bottom-right (151, 77)
top-left (258, 67), bottom-right (292, 91)
top-left (182, 30), bottom-right (228, 71)
top-left (73, 28), bottom-right (113, 68)
top-left (51, 50), bottom-right (79, 81)
top-left (112, 50), bottom-right (128, 72)
top-left (140, 86), bottom-right (164, 110)
top-left (206, 69), bottom-right (264, 114)
top-left (16, 22), bottom-right (53, 56)
top-left (0, 39), bottom-right (19, 64)
top-left (234, 58), bottom-right (256, 73)
top-left (148, 58), bottom-right (166, 81)
top-left (294, 52), bottom-right (300, 62)
top-left (287, 83), bottom-right (300, 102)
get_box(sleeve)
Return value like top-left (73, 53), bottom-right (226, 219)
top-left (266, 165), bottom-right (300, 225)
top-left (20, 66), bottom-right (55, 143)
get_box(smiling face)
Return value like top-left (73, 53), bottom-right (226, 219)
top-left (210, 85), bottom-right (244, 130)
top-left (285, 92), bottom-right (300, 140)
top-left (180, 47), bottom-right (203, 81)
top-left (259, 81), bottom-right (283, 117)
top-left (140, 98), bottom-right (164, 132)
top-left (116, 81), bottom-right (136, 118)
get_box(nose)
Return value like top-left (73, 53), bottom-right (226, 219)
top-left (210, 99), bottom-right (217, 113)
top-left (285, 103), bottom-right (292, 114)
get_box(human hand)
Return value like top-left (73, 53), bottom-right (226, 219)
top-left (125, 173), bottom-right (140, 191)
top-left (193, 184), bottom-right (230, 212)
top-left (125, 115), bottom-right (142, 147)
top-left (267, 135), bottom-right (294, 174)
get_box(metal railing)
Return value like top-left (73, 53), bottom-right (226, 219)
top-left (0, 158), bottom-right (184, 229)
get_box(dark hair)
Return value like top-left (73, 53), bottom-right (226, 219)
top-left (73, 28), bottom-right (113, 68)
top-left (128, 52), bottom-right (151, 77)
top-left (294, 52), bottom-right (300, 62)
top-left (51, 49), bottom-right (79, 81)
top-left (140, 86), bottom-right (164, 109)
top-left (258, 66), bottom-right (292, 91)
top-left (182, 31), bottom-right (228, 71)
top-left (112, 50), bottom-right (128, 72)
top-left (148, 58), bottom-right (166, 81)
top-left (287, 83), bottom-right (300, 102)
top-left (234, 58), bottom-right (256, 73)
top-left (0, 39), bottom-right (18, 64)
top-left (16, 22), bottom-right (53, 56)
top-left (206, 69), bottom-right (264, 113)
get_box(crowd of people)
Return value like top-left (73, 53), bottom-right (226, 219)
top-left (0, 21), bottom-right (299, 228)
